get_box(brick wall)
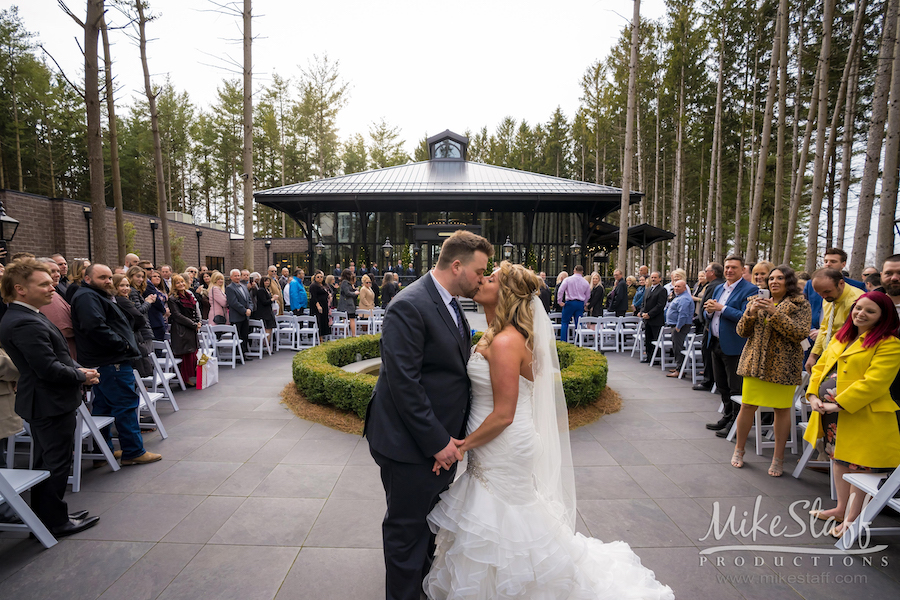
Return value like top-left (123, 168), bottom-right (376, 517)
top-left (0, 189), bottom-right (304, 273)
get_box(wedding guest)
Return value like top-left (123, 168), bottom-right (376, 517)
top-left (226, 269), bottom-right (253, 359)
top-left (279, 267), bottom-right (290, 289)
top-left (865, 273), bottom-right (881, 292)
top-left (267, 275), bottom-right (284, 316)
top-left (309, 271), bottom-right (331, 339)
top-left (208, 271), bottom-right (229, 325)
top-left (632, 275), bottom-right (646, 316)
top-left (666, 279), bottom-right (695, 378)
top-left (626, 275), bottom-right (638, 312)
top-left (326, 274), bottom-right (339, 309)
top-left (64, 259), bottom-right (88, 304)
top-left (51, 254), bottom-right (69, 297)
top-left (125, 267), bottom-right (157, 351)
top-left (145, 270), bottom-right (168, 341)
top-left (607, 269), bottom-right (628, 317)
top-left (359, 274), bottom-right (376, 314)
top-left (37, 257), bottom-right (77, 359)
top-left (751, 261), bottom-right (775, 289)
top-left (196, 270), bottom-right (213, 320)
top-left (804, 291), bottom-right (900, 536)
top-left (167, 275), bottom-right (201, 386)
top-left (557, 266), bottom-right (591, 341)
top-left (381, 271), bottom-right (399, 309)
top-left (731, 265), bottom-right (810, 476)
top-left (0, 345), bottom-right (21, 468)
top-left (288, 269), bottom-right (308, 316)
top-left (112, 274), bottom-right (155, 378)
top-left (338, 269), bottom-right (360, 337)
top-left (159, 264), bottom-right (173, 294)
top-left (257, 276), bottom-right (277, 341)
top-left (586, 272), bottom-right (605, 317)
top-left (805, 269), bottom-right (863, 373)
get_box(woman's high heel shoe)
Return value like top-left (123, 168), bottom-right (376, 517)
top-left (768, 457), bottom-right (784, 477)
top-left (731, 449), bottom-right (745, 468)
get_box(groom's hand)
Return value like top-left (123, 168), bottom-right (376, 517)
top-left (433, 438), bottom-right (464, 472)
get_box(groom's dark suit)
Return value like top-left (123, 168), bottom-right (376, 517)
top-left (365, 271), bottom-right (472, 600)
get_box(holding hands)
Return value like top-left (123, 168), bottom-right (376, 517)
top-left (432, 437), bottom-right (465, 475)
top-left (79, 368), bottom-right (100, 386)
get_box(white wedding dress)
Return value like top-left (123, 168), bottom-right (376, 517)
top-left (424, 350), bottom-right (674, 600)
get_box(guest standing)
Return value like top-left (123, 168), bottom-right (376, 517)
top-left (309, 270), bottom-right (331, 339)
top-left (381, 272), bottom-right (399, 309)
top-left (208, 271), bottom-right (229, 325)
top-left (731, 265), bottom-right (811, 476)
top-left (113, 274), bottom-right (155, 379)
top-left (326, 274), bottom-right (340, 309)
top-left (359, 274), bottom-right (376, 314)
top-left (37, 257), bottom-right (77, 360)
top-left (586, 272), bottom-right (605, 317)
top-left (666, 279), bottom-right (696, 377)
top-left (608, 269), bottom-right (628, 317)
top-left (288, 269), bottom-right (308, 316)
top-left (196, 271), bottom-right (213, 320)
top-left (556, 266), bottom-right (591, 342)
top-left (226, 269), bottom-right (253, 359)
top-left (339, 269), bottom-right (360, 337)
top-left (145, 271), bottom-right (168, 341)
top-left (256, 276), bottom-right (277, 341)
top-left (641, 272), bottom-right (668, 362)
top-left (632, 275), bottom-right (646, 316)
top-left (167, 275), bottom-right (201, 385)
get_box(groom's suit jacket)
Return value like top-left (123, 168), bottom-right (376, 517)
top-left (364, 271), bottom-right (472, 464)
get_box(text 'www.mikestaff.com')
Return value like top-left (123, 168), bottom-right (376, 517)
top-left (715, 572), bottom-right (868, 585)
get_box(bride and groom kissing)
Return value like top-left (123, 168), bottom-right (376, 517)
top-left (364, 230), bottom-right (674, 600)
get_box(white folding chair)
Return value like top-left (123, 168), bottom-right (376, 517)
top-left (199, 323), bottom-right (217, 356)
top-left (4, 425), bottom-right (33, 469)
top-left (274, 316), bottom-right (299, 351)
top-left (617, 316), bottom-right (641, 352)
top-left (573, 317), bottom-right (599, 350)
top-left (210, 324), bottom-right (245, 368)
top-left (331, 311), bottom-right (350, 340)
top-left (141, 356), bottom-right (180, 412)
top-left (677, 333), bottom-right (703, 382)
top-left (835, 468), bottom-right (900, 550)
top-left (649, 326), bottom-right (673, 368)
top-left (69, 403), bottom-right (119, 493)
top-left (725, 394), bottom-right (799, 456)
top-left (134, 369), bottom-right (167, 439)
top-left (597, 317), bottom-right (620, 352)
top-left (0, 469), bottom-right (57, 548)
top-left (153, 340), bottom-right (186, 391)
top-left (297, 316), bottom-right (320, 349)
top-left (247, 319), bottom-right (272, 358)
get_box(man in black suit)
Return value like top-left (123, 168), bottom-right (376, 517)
top-left (609, 269), bottom-right (629, 317)
top-left (641, 271), bottom-right (667, 362)
top-left (0, 258), bottom-right (101, 536)
top-left (693, 263), bottom-right (725, 391)
top-left (365, 230), bottom-right (492, 600)
top-left (226, 268), bottom-right (253, 360)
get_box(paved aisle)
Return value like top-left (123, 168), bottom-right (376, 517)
top-left (1, 349), bottom-right (898, 599)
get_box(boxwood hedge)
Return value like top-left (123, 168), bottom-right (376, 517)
top-left (291, 334), bottom-right (608, 419)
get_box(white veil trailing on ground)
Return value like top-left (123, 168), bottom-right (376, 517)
top-left (529, 295), bottom-right (577, 532)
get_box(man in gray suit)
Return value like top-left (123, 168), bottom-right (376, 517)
top-left (365, 230), bottom-right (492, 600)
top-left (225, 268), bottom-right (253, 360)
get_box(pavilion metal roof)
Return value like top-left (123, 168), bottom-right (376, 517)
top-left (254, 160), bottom-right (642, 218)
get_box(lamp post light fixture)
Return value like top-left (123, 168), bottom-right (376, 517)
top-left (315, 239), bottom-right (325, 272)
top-left (382, 237), bottom-right (393, 260)
top-left (502, 236), bottom-right (514, 261)
top-left (195, 228), bottom-right (203, 268)
top-left (570, 239), bottom-right (581, 264)
top-left (264, 239), bottom-right (272, 266)
top-left (83, 206), bottom-right (93, 262)
top-left (149, 219), bottom-right (158, 267)
top-left (412, 243), bottom-right (421, 274)
top-left (0, 199), bottom-right (19, 265)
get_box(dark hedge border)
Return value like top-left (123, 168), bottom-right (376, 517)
top-left (291, 334), bottom-right (608, 420)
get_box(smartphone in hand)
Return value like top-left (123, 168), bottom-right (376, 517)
top-left (757, 288), bottom-right (771, 300)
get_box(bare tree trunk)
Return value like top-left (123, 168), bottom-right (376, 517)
top-left (746, 0), bottom-right (785, 264)
top-left (826, 151), bottom-right (837, 247)
top-left (618, 0), bottom-right (640, 275)
top-left (704, 27), bottom-right (725, 265)
top-left (242, 0), bottom-right (254, 269)
top-left (772, 0), bottom-right (789, 261)
top-left (850, 0), bottom-right (899, 277)
top-left (651, 80), bottom-right (661, 271)
top-left (748, 39), bottom-right (760, 218)
top-left (84, 0), bottom-right (107, 264)
top-left (876, 8), bottom-right (900, 264)
top-left (101, 14), bottom-right (125, 266)
top-left (11, 74), bottom-right (23, 191)
top-left (805, 0), bottom-right (836, 272)
top-left (786, 61), bottom-right (822, 265)
top-left (838, 53), bottom-right (860, 249)
top-left (715, 114), bottom-right (724, 261)
top-left (786, 4), bottom-right (805, 262)
top-left (672, 66), bottom-right (685, 272)
top-left (735, 29), bottom-right (752, 256)
top-left (136, 0), bottom-right (171, 267)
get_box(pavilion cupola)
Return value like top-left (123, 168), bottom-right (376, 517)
top-left (427, 130), bottom-right (468, 161)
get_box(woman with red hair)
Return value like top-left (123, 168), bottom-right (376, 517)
top-left (804, 291), bottom-right (900, 536)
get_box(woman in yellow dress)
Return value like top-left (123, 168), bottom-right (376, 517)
top-left (804, 291), bottom-right (900, 536)
top-left (731, 265), bottom-right (811, 476)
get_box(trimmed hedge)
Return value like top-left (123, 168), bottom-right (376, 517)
top-left (291, 334), bottom-right (608, 419)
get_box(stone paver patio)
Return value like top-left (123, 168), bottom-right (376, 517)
top-left (2, 330), bottom-right (899, 599)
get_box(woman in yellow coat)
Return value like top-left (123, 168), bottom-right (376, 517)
top-left (804, 290), bottom-right (900, 536)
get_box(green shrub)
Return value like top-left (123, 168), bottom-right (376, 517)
top-left (291, 334), bottom-right (608, 418)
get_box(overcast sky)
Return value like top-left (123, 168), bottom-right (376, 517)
top-left (9, 0), bottom-right (668, 153)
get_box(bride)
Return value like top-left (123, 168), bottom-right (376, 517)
top-left (424, 262), bottom-right (674, 600)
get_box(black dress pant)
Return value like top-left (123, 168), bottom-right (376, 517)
top-left (699, 327), bottom-right (714, 386)
top-left (28, 411), bottom-right (76, 528)
top-left (371, 448), bottom-right (456, 600)
top-left (644, 322), bottom-right (661, 361)
top-left (234, 319), bottom-right (250, 355)
top-left (709, 336), bottom-right (742, 420)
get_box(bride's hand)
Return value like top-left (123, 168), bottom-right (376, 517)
top-left (432, 460), bottom-right (443, 475)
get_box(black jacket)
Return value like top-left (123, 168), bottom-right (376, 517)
top-left (609, 279), bottom-right (628, 317)
top-left (0, 303), bottom-right (85, 420)
top-left (70, 284), bottom-right (141, 367)
top-left (226, 281), bottom-right (252, 323)
top-left (167, 294), bottom-right (200, 356)
top-left (587, 285), bottom-right (606, 317)
top-left (381, 281), bottom-right (400, 308)
top-left (643, 284), bottom-right (668, 327)
top-left (365, 272), bottom-right (472, 464)
top-left (539, 285), bottom-right (552, 313)
top-left (116, 294), bottom-right (153, 343)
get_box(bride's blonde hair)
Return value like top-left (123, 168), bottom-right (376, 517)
top-left (481, 261), bottom-right (542, 352)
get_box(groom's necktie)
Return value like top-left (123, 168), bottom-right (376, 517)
top-left (449, 298), bottom-right (467, 340)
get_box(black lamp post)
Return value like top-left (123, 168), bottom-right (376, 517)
top-left (502, 236), bottom-right (514, 261)
top-left (83, 206), bottom-right (92, 262)
top-left (570, 239), bottom-right (581, 267)
top-left (0, 199), bottom-right (19, 265)
top-left (149, 219), bottom-right (158, 267)
top-left (412, 243), bottom-right (421, 275)
top-left (382, 238), bottom-right (393, 267)
top-left (315, 239), bottom-right (325, 272)
top-left (264, 239), bottom-right (272, 267)
top-left (195, 228), bottom-right (203, 268)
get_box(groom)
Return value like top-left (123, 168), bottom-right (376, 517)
top-left (365, 230), bottom-right (492, 600)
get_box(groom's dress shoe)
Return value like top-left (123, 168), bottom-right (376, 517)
top-left (705, 417), bottom-right (730, 431)
top-left (69, 510), bottom-right (89, 520)
top-left (49, 515), bottom-right (100, 537)
top-left (693, 383), bottom-right (712, 391)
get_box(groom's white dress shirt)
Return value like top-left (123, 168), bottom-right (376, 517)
top-left (431, 272), bottom-right (461, 330)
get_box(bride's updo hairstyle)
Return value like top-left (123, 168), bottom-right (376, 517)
top-left (481, 261), bottom-right (542, 352)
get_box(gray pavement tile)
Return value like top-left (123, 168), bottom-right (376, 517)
top-left (188, 409), bottom-right (293, 421)
top-left (165, 417), bottom-right (239, 437)
top-left (662, 463), bottom-right (767, 498)
top-left (662, 417), bottom-right (728, 439)
top-left (161, 496), bottom-right (245, 544)
top-left (304, 497), bottom-right (386, 549)
top-left (624, 465), bottom-right (689, 498)
top-left (346, 438), bottom-right (376, 466)
top-left (139, 460), bottom-right (241, 495)
top-left (654, 497), bottom-right (743, 546)
top-left (688, 436), bottom-right (775, 464)
top-left (77, 457), bottom-right (174, 493)
top-left (217, 418), bottom-right (291, 439)
top-left (637, 547), bottom-right (748, 599)
top-left (577, 498), bottom-right (694, 548)
top-left (0, 538), bottom-right (47, 584)
top-left (634, 439), bottom-right (718, 465)
top-left (571, 440), bottom-right (618, 466)
top-left (248, 437), bottom-right (299, 463)
top-left (208, 497), bottom-right (324, 546)
top-left (330, 465), bottom-right (384, 500)
top-left (597, 440), bottom-right (652, 466)
top-left (207, 397), bottom-right (269, 412)
top-left (582, 419), bottom-right (624, 441)
top-left (301, 422), bottom-right (361, 441)
top-left (72, 493), bottom-right (204, 542)
top-left (607, 418), bottom-right (682, 441)
top-left (184, 436), bottom-right (267, 462)
top-left (63, 491), bottom-right (129, 517)
top-left (98, 543), bottom-right (202, 600)
top-left (575, 466), bottom-right (648, 500)
top-left (251, 464), bottom-right (342, 498)
top-left (212, 462), bottom-right (275, 496)
top-left (274, 548), bottom-right (384, 600)
top-left (156, 545), bottom-right (298, 600)
top-left (0, 540), bottom-right (153, 600)
top-left (141, 435), bottom-right (210, 460)
top-left (253, 399), bottom-right (294, 414)
top-left (280, 438), bottom-right (358, 465)
top-left (570, 426), bottom-right (599, 442)
top-left (272, 418), bottom-right (315, 440)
